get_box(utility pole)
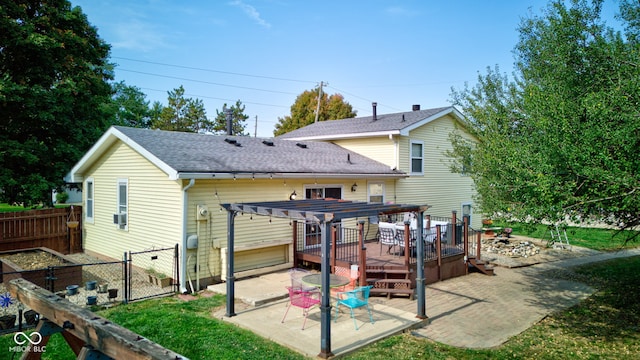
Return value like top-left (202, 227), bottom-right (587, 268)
top-left (254, 115), bottom-right (257, 137)
top-left (314, 81), bottom-right (325, 123)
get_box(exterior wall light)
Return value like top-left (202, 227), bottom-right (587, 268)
top-left (351, 183), bottom-right (358, 192)
top-left (289, 190), bottom-right (297, 200)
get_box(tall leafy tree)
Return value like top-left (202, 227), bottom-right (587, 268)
top-left (0, 0), bottom-right (113, 206)
top-left (273, 86), bottom-right (356, 136)
top-left (213, 100), bottom-right (249, 135)
top-left (109, 81), bottom-right (151, 128)
top-left (448, 0), bottom-right (640, 237)
top-left (150, 86), bottom-right (213, 133)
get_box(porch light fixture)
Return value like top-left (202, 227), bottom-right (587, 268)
top-left (289, 190), bottom-right (297, 200)
top-left (351, 183), bottom-right (358, 192)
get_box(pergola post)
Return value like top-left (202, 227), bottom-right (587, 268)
top-left (225, 210), bottom-right (236, 317)
top-left (358, 220), bottom-right (366, 286)
top-left (318, 220), bottom-right (334, 359)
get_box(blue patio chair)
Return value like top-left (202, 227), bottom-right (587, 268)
top-left (334, 285), bottom-right (374, 330)
top-left (281, 286), bottom-right (321, 330)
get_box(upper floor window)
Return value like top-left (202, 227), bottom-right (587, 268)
top-left (410, 140), bottom-right (424, 175)
top-left (85, 178), bottom-right (94, 223)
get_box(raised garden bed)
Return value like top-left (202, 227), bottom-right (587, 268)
top-left (0, 247), bottom-right (82, 292)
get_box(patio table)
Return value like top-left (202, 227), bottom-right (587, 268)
top-left (301, 274), bottom-right (350, 289)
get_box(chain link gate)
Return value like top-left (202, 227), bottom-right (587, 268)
top-left (126, 244), bottom-right (179, 302)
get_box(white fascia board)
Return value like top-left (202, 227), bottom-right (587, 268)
top-left (282, 130), bottom-right (400, 141)
top-left (64, 126), bottom-right (179, 183)
top-left (177, 172), bottom-right (408, 180)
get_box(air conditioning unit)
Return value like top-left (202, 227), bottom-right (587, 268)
top-left (113, 213), bottom-right (127, 226)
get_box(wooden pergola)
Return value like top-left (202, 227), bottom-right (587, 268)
top-left (220, 199), bottom-right (430, 358)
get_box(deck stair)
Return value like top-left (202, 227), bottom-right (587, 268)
top-left (365, 268), bottom-right (414, 299)
top-left (468, 257), bottom-right (494, 276)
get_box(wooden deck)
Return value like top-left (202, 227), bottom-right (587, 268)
top-left (295, 239), bottom-right (470, 299)
top-left (292, 216), bottom-right (493, 299)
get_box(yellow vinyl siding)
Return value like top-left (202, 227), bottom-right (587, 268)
top-left (184, 178), bottom-right (396, 280)
top-left (395, 115), bottom-right (480, 228)
top-left (332, 137), bottom-right (397, 169)
top-left (83, 142), bottom-right (182, 276)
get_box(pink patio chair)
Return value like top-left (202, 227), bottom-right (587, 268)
top-left (281, 286), bottom-right (321, 330)
top-left (334, 285), bottom-right (374, 330)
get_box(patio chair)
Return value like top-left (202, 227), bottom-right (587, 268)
top-left (330, 266), bottom-right (360, 299)
top-left (395, 226), bottom-right (417, 257)
top-left (281, 286), bottom-right (321, 330)
top-left (334, 285), bottom-right (374, 330)
top-left (288, 268), bottom-right (316, 292)
top-left (378, 222), bottom-right (397, 255)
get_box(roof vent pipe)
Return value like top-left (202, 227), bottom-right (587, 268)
top-left (224, 107), bottom-right (233, 135)
top-left (412, 104), bottom-right (420, 111)
top-left (372, 102), bottom-right (377, 121)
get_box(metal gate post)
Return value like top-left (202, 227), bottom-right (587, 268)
top-left (123, 252), bottom-right (129, 304)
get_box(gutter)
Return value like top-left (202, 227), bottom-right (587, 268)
top-left (176, 172), bottom-right (408, 180)
top-left (180, 178), bottom-right (196, 293)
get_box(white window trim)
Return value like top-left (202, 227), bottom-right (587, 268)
top-left (85, 178), bottom-right (94, 224)
top-left (367, 181), bottom-right (385, 204)
top-left (410, 139), bottom-right (424, 175)
top-left (116, 178), bottom-right (128, 231)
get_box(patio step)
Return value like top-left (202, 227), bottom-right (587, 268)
top-left (468, 258), bottom-right (494, 276)
top-left (365, 268), bottom-right (414, 300)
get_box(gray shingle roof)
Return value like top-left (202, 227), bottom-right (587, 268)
top-left (114, 126), bottom-right (404, 176)
top-left (277, 106), bottom-right (453, 139)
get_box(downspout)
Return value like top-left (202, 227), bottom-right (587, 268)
top-left (181, 178), bottom-right (196, 293)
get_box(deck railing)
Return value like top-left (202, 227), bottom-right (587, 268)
top-left (293, 214), bottom-right (484, 268)
top-left (294, 222), bottom-right (361, 265)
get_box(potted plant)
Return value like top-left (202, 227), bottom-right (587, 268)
top-left (0, 292), bottom-right (16, 330)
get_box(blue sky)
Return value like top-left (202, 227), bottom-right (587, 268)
top-left (71, 0), bottom-right (620, 137)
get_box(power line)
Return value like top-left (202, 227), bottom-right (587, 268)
top-left (113, 56), bottom-right (316, 84)
top-left (326, 85), bottom-right (403, 113)
top-left (140, 87), bottom-right (289, 110)
top-left (120, 69), bottom-right (300, 95)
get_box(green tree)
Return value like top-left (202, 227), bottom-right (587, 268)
top-left (109, 81), bottom-right (151, 128)
top-left (273, 86), bottom-right (356, 136)
top-left (213, 100), bottom-right (249, 135)
top-left (0, 0), bottom-right (113, 206)
top-left (449, 0), bottom-right (640, 235)
top-left (150, 86), bottom-right (213, 133)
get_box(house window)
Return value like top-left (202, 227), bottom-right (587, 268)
top-left (303, 185), bottom-right (343, 247)
top-left (85, 178), bottom-right (94, 224)
top-left (368, 182), bottom-right (384, 203)
top-left (116, 179), bottom-right (128, 230)
top-left (410, 140), bottom-right (424, 175)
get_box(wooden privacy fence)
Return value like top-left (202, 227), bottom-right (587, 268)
top-left (0, 207), bottom-right (82, 254)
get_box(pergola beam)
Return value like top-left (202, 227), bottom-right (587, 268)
top-left (8, 278), bottom-right (187, 360)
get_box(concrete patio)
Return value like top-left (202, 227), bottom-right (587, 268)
top-left (208, 247), bottom-right (640, 358)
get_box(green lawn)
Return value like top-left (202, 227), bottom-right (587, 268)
top-left (494, 221), bottom-right (639, 251)
top-left (1, 225), bottom-right (638, 359)
top-left (2, 254), bottom-right (638, 359)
